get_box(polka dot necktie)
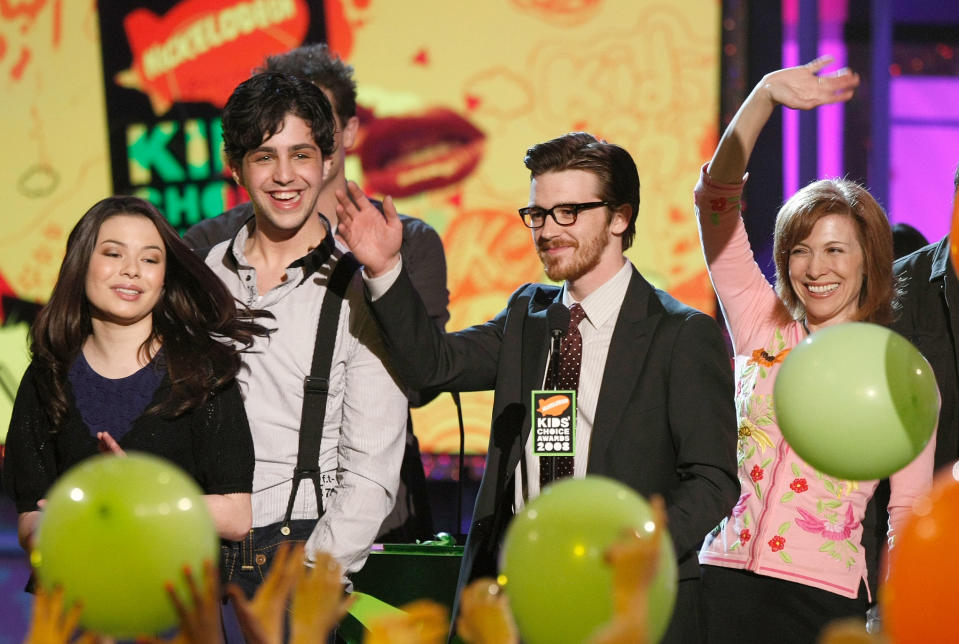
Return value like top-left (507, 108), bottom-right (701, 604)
top-left (540, 302), bottom-right (585, 487)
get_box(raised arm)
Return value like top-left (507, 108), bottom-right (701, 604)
top-left (400, 217), bottom-right (450, 330)
top-left (696, 57), bottom-right (860, 349)
top-left (336, 181), bottom-right (403, 278)
top-left (707, 56), bottom-right (859, 184)
top-left (388, 211), bottom-right (450, 406)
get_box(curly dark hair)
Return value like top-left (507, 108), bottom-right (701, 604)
top-left (31, 196), bottom-right (267, 429)
top-left (221, 71), bottom-right (335, 167)
top-left (262, 43), bottom-right (357, 126)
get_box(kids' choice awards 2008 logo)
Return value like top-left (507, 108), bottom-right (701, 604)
top-left (531, 390), bottom-right (576, 456)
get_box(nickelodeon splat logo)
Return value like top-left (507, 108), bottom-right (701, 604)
top-left (536, 394), bottom-right (570, 417)
top-left (532, 390), bottom-right (574, 455)
top-left (115, 0), bottom-right (310, 115)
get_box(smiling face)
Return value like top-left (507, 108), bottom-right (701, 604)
top-left (84, 214), bottom-right (165, 328)
top-left (787, 213), bottom-right (865, 332)
top-left (530, 169), bottom-right (628, 296)
top-left (232, 112), bottom-right (333, 240)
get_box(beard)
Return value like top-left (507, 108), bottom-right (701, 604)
top-left (537, 228), bottom-right (607, 282)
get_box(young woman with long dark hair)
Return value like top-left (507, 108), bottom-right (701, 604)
top-left (4, 195), bottom-right (266, 548)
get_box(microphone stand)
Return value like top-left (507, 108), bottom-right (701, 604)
top-left (547, 329), bottom-right (564, 484)
top-left (452, 391), bottom-right (465, 541)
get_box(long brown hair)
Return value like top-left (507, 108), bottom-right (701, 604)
top-left (31, 196), bottom-right (266, 429)
top-left (773, 178), bottom-right (895, 325)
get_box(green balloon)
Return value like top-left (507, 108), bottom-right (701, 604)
top-left (773, 322), bottom-right (939, 480)
top-left (500, 476), bottom-right (677, 644)
top-left (32, 452), bottom-right (217, 638)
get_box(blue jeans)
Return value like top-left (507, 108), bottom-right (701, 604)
top-left (220, 519), bottom-right (318, 599)
top-left (220, 519), bottom-right (343, 643)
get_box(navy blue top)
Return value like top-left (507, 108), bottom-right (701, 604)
top-left (68, 350), bottom-right (165, 441)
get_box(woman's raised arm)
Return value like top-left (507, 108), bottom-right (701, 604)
top-left (707, 56), bottom-right (859, 184)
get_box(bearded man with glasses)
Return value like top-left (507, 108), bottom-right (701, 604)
top-left (337, 131), bottom-right (739, 643)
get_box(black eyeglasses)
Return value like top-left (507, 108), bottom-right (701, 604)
top-left (518, 201), bottom-right (610, 228)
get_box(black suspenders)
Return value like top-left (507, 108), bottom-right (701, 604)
top-left (280, 252), bottom-right (361, 535)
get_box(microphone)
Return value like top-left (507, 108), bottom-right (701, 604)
top-left (546, 303), bottom-right (570, 388)
top-left (543, 302), bottom-right (570, 486)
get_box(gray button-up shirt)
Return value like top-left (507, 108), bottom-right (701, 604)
top-left (206, 223), bottom-right (407, 574)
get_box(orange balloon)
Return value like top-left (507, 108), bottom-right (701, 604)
top-left (881, 467), bottom-right (959, 643)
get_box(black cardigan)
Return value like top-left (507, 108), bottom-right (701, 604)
top-left (3, 363), bottom-right (254, 513)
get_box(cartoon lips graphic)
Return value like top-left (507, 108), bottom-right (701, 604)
top-left (537, 394), bottom-right (571, 417)
top-left (355, 107), bottom-right (485, 199)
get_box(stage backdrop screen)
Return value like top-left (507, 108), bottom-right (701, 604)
top-left (1, 0), bottom-right (720, 453)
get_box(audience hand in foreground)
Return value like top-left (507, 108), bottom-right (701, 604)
top-left (289, 551), bottom-right (354, 644)
top-left (589, 495), bottom-right (667, 644)
top-left (364, 599), bottom-right (449, 644)
top-left (22, 584), bottom-right (96, 644)
top-left (455, 578), bottom-right (518, 644)
top-left (145, 559), bottom-right (223, 644)
top-left (225, 542), bottom-right (305, 644)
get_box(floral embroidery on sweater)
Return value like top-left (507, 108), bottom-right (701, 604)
top-left (708, 195), bottom-right (740, 226)
top-left (772, 462), bottom-right (862, 570)
top-left (768, 523), bottom-right (792, 563)
top-left (736, 330), bottom-right (789, 473)
top-left (795, 502), bottom-right (861, 570)
top-left (730, 328), bottom-right (861, 570)
top-left (726, 493), bottom-right (754, 552)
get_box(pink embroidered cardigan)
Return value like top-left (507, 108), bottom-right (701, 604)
top-left (694, 166), bottom-right (935, 599)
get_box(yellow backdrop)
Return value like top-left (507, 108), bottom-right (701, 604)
top-left (0, 0), bottom-right (718, 452)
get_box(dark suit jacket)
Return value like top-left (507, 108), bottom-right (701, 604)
top-left (370, 263), bottom-right (739, 591)
top-left (864, 236), bottom-right (958, 600)
top-left (892, 235), bottom-right (959, 470)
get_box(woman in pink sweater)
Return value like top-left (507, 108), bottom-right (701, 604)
top-left (694, 57), bottom-right (935, 643)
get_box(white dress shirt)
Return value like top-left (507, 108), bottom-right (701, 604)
top-left (515, 259), bottom-right (632, 510)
